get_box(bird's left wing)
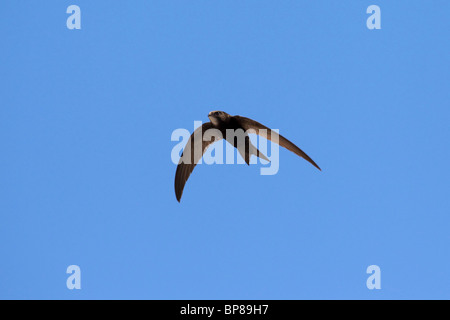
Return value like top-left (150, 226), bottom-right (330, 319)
top-left (234, 115), bottom-right (321, 170)
top-left (174, 122), bottom-right (221, 202)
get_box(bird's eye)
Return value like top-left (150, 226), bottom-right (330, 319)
top-left (215, 112), bottom-right (220, 116)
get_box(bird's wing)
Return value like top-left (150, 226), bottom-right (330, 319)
top-left (174, 122), bottom-right (222, 202)
top-left (234, 116), bottom-right (321, 170)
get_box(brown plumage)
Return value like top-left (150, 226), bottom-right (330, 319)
top-left (174, 111), bottom-right (321, 202)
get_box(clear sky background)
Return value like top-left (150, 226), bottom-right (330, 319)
top-left (1, 1), bottom-right (449, 299)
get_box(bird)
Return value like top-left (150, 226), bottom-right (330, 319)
top-left (174, 111), bottom-right (321, 202)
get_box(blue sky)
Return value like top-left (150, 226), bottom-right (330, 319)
top-left (0, 1), bottom-right (449, 299)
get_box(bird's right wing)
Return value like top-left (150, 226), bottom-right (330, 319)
top-left (174, 122), bottom-right (222, 202)
top-left (234, 116), bottom-right (321, 170)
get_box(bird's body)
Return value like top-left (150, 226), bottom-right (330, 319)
top-left (174, 111), bottom-right (320, 202)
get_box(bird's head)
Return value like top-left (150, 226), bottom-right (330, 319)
top-left (208, 110), bottom-right (230, 126)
